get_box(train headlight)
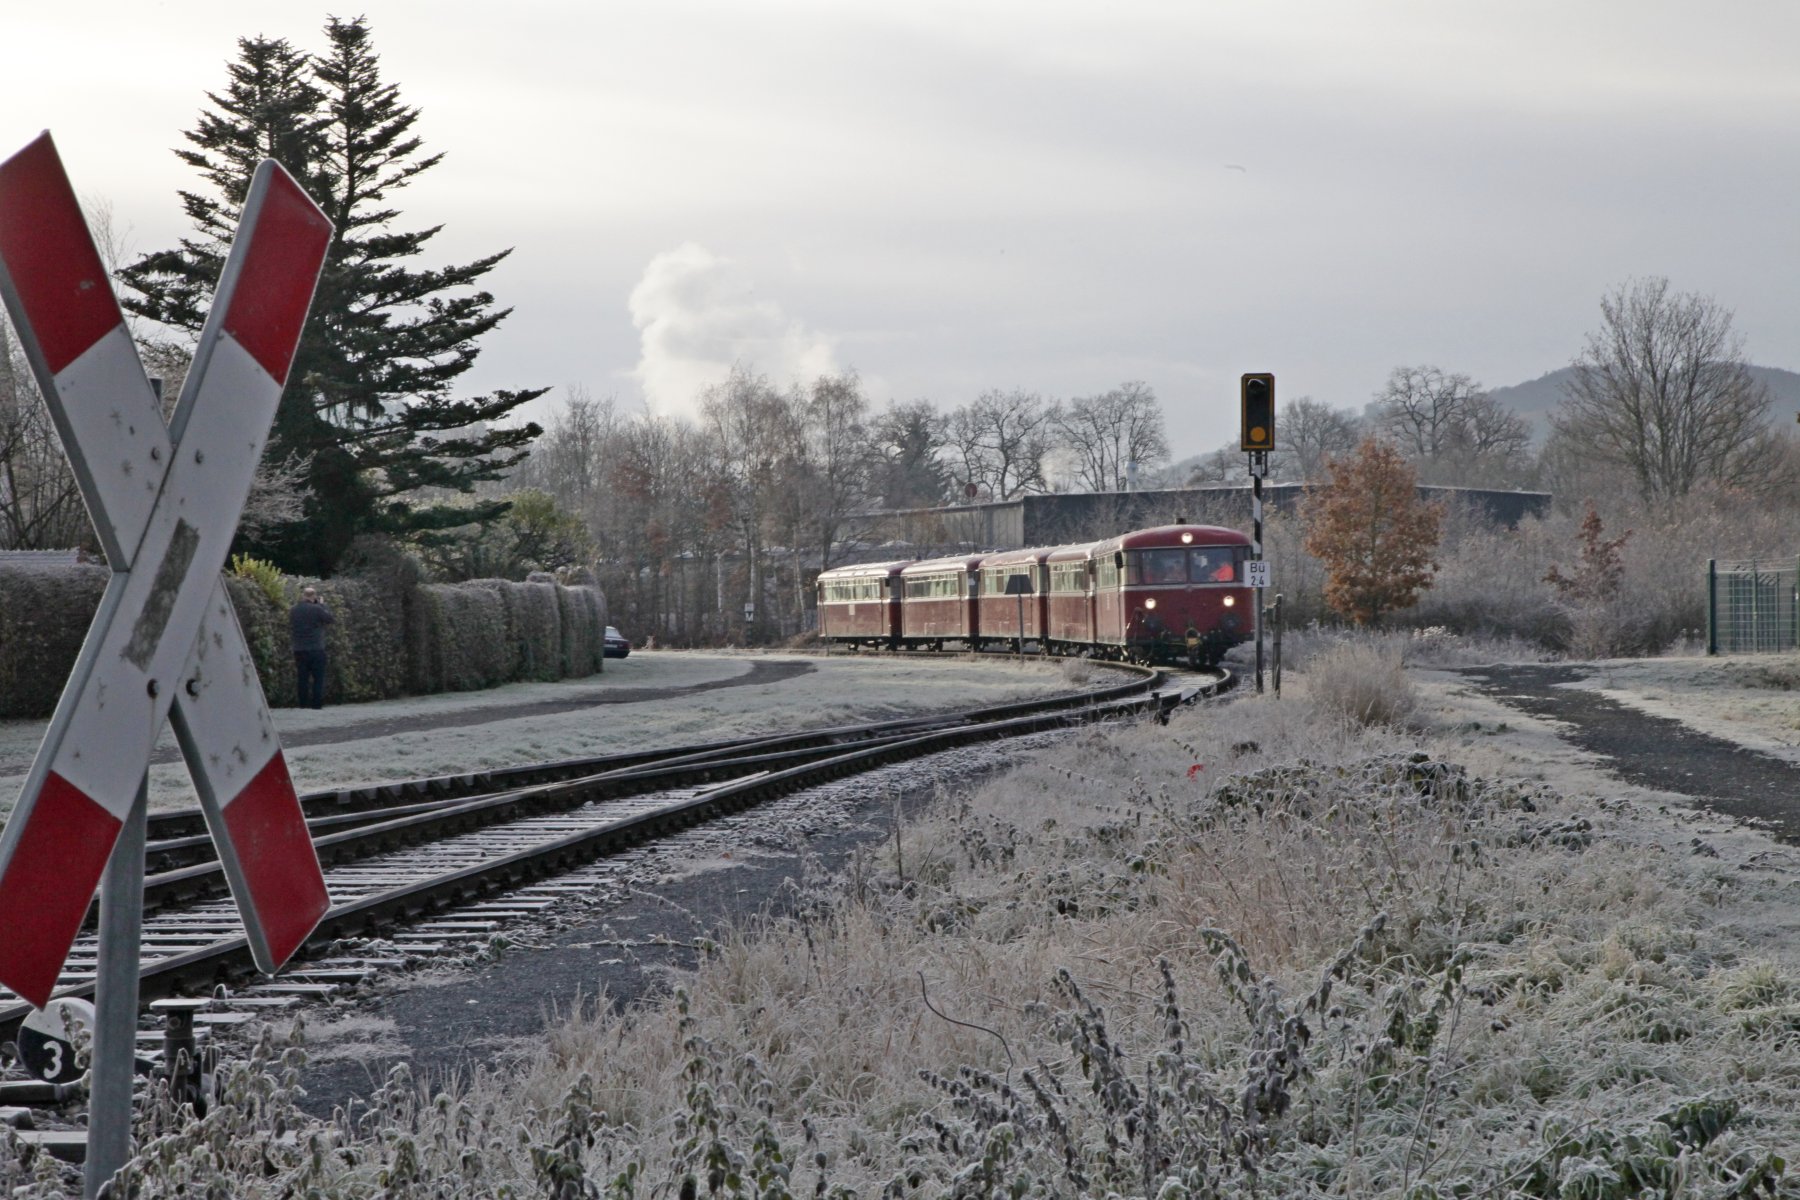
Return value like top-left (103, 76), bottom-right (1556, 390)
top-left (1181, 532), bottom-right (1193, 544)
top-left (1222, 596), bottom-right (1235, 607)
top-left (1144, 598), bottom-right (1157, 610)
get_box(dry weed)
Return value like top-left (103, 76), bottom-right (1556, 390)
top-left (88, 693), bottom-right (1800, 1198)
top-left (1303, 634), bottom-right (1419, 727)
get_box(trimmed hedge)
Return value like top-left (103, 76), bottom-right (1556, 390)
top-left (0, 565), bottom-right (607, 719)
top-left (0, 563), bottom-right (110, 720)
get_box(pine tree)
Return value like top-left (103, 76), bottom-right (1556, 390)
top-left (121, 18), bottom-right (545, 575)
top-left (1300, 437), bottom-right (1445, 625)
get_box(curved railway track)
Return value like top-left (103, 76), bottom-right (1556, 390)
top-left (0, 663), bottom-right (1223, 1052)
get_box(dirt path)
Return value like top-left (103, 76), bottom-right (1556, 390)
top-left (1459, 663), bottom-right (1800, 841)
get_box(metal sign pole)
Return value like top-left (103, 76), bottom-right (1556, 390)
top-left (1251, 453), bottom-right (1265, 694)
top-left (86, 774), bottom-right (146, 1199)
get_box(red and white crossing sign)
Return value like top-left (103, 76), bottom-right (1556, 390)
top-left (0, 133), bottom-right (334, 1008)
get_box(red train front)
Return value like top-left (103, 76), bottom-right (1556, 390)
top-left (1089, 524), bottom-right (1253, 666)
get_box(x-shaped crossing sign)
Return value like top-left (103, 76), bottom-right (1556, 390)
top-left (0, 133), bottom-right (333, 1009)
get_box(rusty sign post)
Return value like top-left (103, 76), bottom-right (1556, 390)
top-left (0, 133), bottom-right (334, 1197)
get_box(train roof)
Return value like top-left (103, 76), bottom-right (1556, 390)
top-left (816, 560), bottom-right (908, 581)
top-left (977, 545), bottom-right (1054, 568)
top-left (1090, 524), bottom-right (1251, 552)
top-left (900, 554), bottom-right (986, 575)
top-left (1044, 542), bottom-right (1102, 564)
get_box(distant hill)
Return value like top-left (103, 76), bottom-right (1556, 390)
top-left (1489, 364), bottom-right (1800, 438)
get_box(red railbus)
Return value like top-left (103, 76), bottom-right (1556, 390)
top-left (1088, 524), bottom-right (1253, 665)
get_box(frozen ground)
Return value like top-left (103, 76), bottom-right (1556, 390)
top-left (0, 651), bottom-right (1090, 814)
top-left (1550, 652), bottom-right (1800, 763)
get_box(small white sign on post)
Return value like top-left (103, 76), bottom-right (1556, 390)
top-left (743, 603), bottom-right (756, 622)
top-left (1245, 560), bottom-right (1271, 590)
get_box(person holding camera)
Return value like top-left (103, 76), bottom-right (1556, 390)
top-left (288, 586), bottom-right (334, 709)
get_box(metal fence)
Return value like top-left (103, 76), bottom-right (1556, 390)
top-left (1708, 559), bottom-right (1800, 654)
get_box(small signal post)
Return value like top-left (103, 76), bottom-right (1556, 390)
top-left (1241, 373), bottom-right (1274, 692)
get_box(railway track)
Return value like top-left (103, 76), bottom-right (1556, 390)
top-left (0, 663), bottom-right (1221, 1100)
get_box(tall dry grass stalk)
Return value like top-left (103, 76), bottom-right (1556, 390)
top-left (62, 683), bottom-right (1800, 1198)
top-left (1302, 634), bottom-right (1418, 727)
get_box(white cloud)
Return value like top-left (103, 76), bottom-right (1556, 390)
top-left (627, 244), bottom-right (839, 420)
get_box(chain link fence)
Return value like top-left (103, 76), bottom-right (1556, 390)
top-left (1707, 559), bottom-right (1800, 654)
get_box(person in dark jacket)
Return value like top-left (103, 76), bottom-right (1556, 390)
top-left (289, 586), bottom-right (334, 709)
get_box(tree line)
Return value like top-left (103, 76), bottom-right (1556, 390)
top-left (501, 368), bottom-right (1181, 643)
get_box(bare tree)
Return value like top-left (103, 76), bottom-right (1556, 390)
top-left (1272, 396), bottom-right (1362, 481)
top-left (0, 315), bottom-right (89, 550)
top-left (1182, 443), bottom-right (1249, 485)
top-left (1554, 277), bottom-right (1774, 500)
top-left (703, 365), bottom-right (805, 634)
top-left (1370, 365), bottom-right (1532, 486)
top-left (798, 371), bottom-right (871, 568)
top-left (1052, 381), bottom-right (1171, 492)
top-left (946, 388), bottom-right (1054, 500)
top-left (516, 387), bottom-right (617, 517)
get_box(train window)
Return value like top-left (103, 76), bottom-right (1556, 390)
top-left (1188, 547), bottom-right (1246, 583)
top-left (1095, 556), bottom-right (1120, 589)
top-left (906, 572), bottom-right (963, 599)
top-left (1126, 549), bottom-right (1187, 585)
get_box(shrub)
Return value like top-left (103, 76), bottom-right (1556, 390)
top-left (228, 553), bottom-right (286, 609)
top-left (407, 583), bottom-right (511, 693)
top-left (222, 575), bottom-right (294, 705)
top-left (469, 578), bottom-right (564, 681)
top-left (0, 560), bottom-right (609, 716)
top-left (1304, 634), bottom-right (1418, 726)
top-left (553, 579), bottom-right (604, 678)
top-left (0, 562), bottom-right (107, 719)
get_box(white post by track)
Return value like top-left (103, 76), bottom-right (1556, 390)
top-left (0, 132), bottom-right (334, 1196)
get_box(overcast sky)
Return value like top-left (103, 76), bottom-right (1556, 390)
top-left (5, 1), bottom-right (1797, 461)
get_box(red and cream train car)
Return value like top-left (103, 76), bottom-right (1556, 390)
top-left (814, 560), bottom-right (905, 648)
top-left (974, 546), bottom-right (1050, 648)
top-left (899, 555), bottom-right (985, 649)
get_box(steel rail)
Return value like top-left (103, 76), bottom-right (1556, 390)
top-left (139, 662), bottom-right (1169, 864)
top-left (0, 666), bottom-right (1223, 1041)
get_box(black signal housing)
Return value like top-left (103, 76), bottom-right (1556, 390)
top-left (1240, 373), bottom-right (1274, 452)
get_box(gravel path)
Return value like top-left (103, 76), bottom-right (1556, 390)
top-left (1459, 663), bottom-right (1800, 841)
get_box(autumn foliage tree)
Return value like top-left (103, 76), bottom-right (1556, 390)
top-left (1301, 438), bottom-right (1445, 625)
top-left (1542, 501), bottom-right (1633, 657)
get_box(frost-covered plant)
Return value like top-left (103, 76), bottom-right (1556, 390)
top-left (1304, 634), bottom-right (1417, 726)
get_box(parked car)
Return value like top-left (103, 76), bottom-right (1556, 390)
top-left (604, 625), bottom-right (631, 658)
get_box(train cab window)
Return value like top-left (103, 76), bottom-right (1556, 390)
top-left (1126, 549), bottom-right (1187, 585)
top-left (1188, 547), bottom-right (1247, 583)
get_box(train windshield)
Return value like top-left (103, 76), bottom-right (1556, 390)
top-left (1188, 546), bottom-right (1248, 582)
top-left (1124, 546), bottom-right (1249, 584)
